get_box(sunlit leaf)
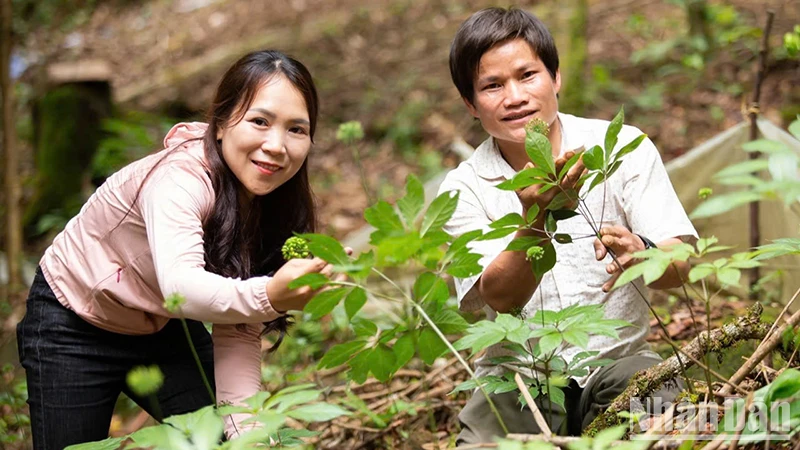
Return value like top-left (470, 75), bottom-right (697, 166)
top-left (526, 131), bottom-right (555, 176)
top-left (421, 191), bottom-right (459, 237)
top-left (287, 273), bottom-right (330, 290)
top-left (397, 174), bottom-right (425, 228)
top-left (304, 287), bottom-right (349, 320)
top-left (344, 287), bottom-right (368, 319)
top-left (489, 213), bottom-right (526, 229)
top-left (538, 332), bottom-right (563, 355)
top-left (583, 145), bottom-right (604, 171)
top-left (690, 191), bottom-right (762, 219)
top-left (298, 233), bottom-right (349, 265)
top-left (418, 327), bottom-right (448, 364)
top-left (432, 309), bottom-right (469, 334)
top-left (318, 340), bottom-right (368, 369)
top-left (286, 403), bottom-right (350, 422)
top-left (604, 107), bottom-right (625, 161)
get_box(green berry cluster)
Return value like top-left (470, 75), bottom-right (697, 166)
top-left (163, 293), bottom-right (186, 313)
top-left (697, 187), bottom-right (713, 200)
top-left (526, 246), bottom-right (545, 261)
top-left (127, 365), bottom-right (164, 397)
top-left (525, 117), bottom-right (550, 137)
top-left (282, 236), bottom-right (311, 260)
top-left (336, 120), bottom-right (365, 145)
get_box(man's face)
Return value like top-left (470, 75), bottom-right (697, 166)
top-left (465, 38), bottom-right (561, 149)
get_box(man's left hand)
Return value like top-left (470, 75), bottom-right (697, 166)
top-left (592, 226), bottom-right (646, 292)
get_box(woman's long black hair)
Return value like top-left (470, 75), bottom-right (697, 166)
top-left (202, 50), bottom-right (318, 348)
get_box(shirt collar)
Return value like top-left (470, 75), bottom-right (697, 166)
top-left (473, 112), bottom-right (580, 181)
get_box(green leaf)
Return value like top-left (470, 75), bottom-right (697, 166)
top-left (593, 425), bottom-right (627, 450)
top-left (298, 233), bottom-right (350, 265)
top-left (286, 403), bottom-right (350, 422)
top-left (187, 407), bottom-right (225, 450)
top-left (348, 350), bottom-right (371, 384)
top-left (531, 244), bottom-right (557, 281)
top-left (545, 385), bottom-right (566, 409)
top-left (547, 189), bottom-right (578, 210)
top-left (554, 234), bottom-right (573, 244)
top-left (376, 232), bottom-right (423, 264)
top-left (526, 131), bottom-right (555, 176)
top-left (563, 329), bottom-right (590, 348)
top-left (369, 344), bottom-right (397, 382)
top-left (454, 320), bottom-right (506, 353)
top-left (344, 287), bottom-right (368, 319)
top-left (583, 145), bottom-right (604, 171)
top-left (393, 332), bottom-right (416, 371)
top-left (304, 287), bottom-right (349, 320)
top-left (397, 174), bottom-right (425, 228)
top-left (287, 273), bottom-right (330, 290)
top-left (318, 340), bottom-right (367, 369)
top-left (506, 236), bottom-right (546, 251)
top-left (496, 167), bottom-right (550, 191)
top-left (65, 438), bottom-right (127, 450)
top-left (742, 139), bottom-right (789, 154)
top-left (539, 332), bottom-right (563, 355)
top-left (489, 213), bottom-right (527, 229)
top-left (476, 227), bottom-right (519, 241)
top-left (764, 369), bottom-right (800, 406)
top-left (413, 272), bottom-right (450, 306)
top-left (364, 200), bottom-right (405, 235)
top-left (642, 258), bottom-right (671, 285)
top-left (587, 172), bottom-right (607, 193)
top-left (266, 389), bottom-right (321, 413)
top-left (545, 212), bottom-right (557, 233)
top-left (432, 309), bottom-right (469, 334)
top-left (690, 191), bottom-right (763, 219)
top-left (447, 229), bottom-right (483, 255)
top-left (716, 267), bottom-right (741, 286)
top-left (611, 262), bottom-right (648, 290)
top-left (446, 251), bottom-right (483, 278)
top-left (558, 150), bottom-right (585, 182)
top-left (526, 204), bottom-right (541, 224)
top-left (129, 425), bottom-right (193, 450)
top-left (418, 327), bottom-right (448, 364)
top-left (789, 117), bottom-right (800, 140)
top-left (352, 317), bottom-right (378, 337)
top-left (421, 191), bottom-right (459, 237)
top-left (551, 209), bottom-right (580, 221)
top-left (715, 159), bottom-right (770, 178)
top-left (688, 264), bottom-right (715, 283)
top-left (612, 134), bottom-right (646, 163)
top-left (604, 107), bottom-right (625, 161)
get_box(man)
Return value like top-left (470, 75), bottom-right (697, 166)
top-left (438, 7), bottom-right (698, 445)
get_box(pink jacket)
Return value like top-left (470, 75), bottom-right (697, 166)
top-left (40, 122), bottom-right (280, 436)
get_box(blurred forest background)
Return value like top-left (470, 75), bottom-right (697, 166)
top-left (1, 0), bottom-right (799, 447)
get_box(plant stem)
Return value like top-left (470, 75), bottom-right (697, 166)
top-left (371, 268), bottom-right (510, 434)
top-left (679, 271), bottom-right (713, 395)
top-left (180, 316), bottom-right (216, 404)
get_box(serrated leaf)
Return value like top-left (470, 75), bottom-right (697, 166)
top-left (286, 403), bottom-right (350, 422)
top-left (563, 329), bottom-right (590, 348)
top-left (397, 174), bottom-right (425, 228)
top-left (348, 350), bottom-right (371, 384)
top-left (447, 229), bottom-right (483, 254)
top-left (446, 251), bottom-right (483, 278)
top-left (421, 191), bottom-right (459, 237)
top-left (716, 267), bottom-right (741, 286)
top-left (364, 200), bottom-right (405, 235)
top-left (545, 384), bottom-right (566, 409)
top-left (304, 287), bottom-right (349, 320)
top-left (266, 389), bottom-right (321, 413)
top-left (129, 425), bottom-right (192, 450)
top-left (583, 145), bottom-right (604, 171)
top-left (688, 264), bottom-right (715, 283)
top-left (432, 309), bottom-right (469, 334)
top-left (413, 272), bottom-right (450, 306)
top-left (538, 332), bottom-right (563, 355)
top-left (454, 321), bottom-right (506, 353)
top-left (642, 258), bottom-right (671, 285)
top-left (611, 262), bottom-right (647, 290)
top-left (352, 317), bottom-right (378, 337)
top-left (287, 273), bottom-right (330, 290)
top-left (369, 344), bottom-right (397, 382)
top-left (418, 327), bottom-right (448, 364)
top-left (393, 332), bottom-right (416, 371)
top-left (526, 131), bottom-right (556, 176)
top-left (65, 438), bottom-right (127, 450)
top-left (344, 287), bottom-right (368, 319)
top-left (604, 107), bottom-right (624, 160)
top-left (318, 340), bottom-right (368, 369)
top-left (376, 232), bottom-right (423, 264)
top-left (298, 233), bottom-right (349, 265)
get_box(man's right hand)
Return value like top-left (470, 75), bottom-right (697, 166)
top-left (266, 257), bottom-right (338, 313)
top-left (516, 148), bottom-right (586, 225)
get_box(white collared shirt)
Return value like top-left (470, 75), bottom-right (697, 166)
top-left (438, 112), bottom-right (698, 385)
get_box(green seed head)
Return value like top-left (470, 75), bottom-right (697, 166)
top-left (127, 365), bottom-right (164, 397)
top-left (525, 118), bottom-right (550, 137)
top-left (526, 245), bottom-right (545, 261)
top-left (282, 236), bottom-right (311, 260)
top-left (163, 293), bottom-right (186, 313)
top-left (698, 187), bottom-right (713, 200)
top-left (336, 121), bottom-right (365, 145)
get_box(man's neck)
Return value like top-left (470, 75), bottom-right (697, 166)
top-left (497, 115), bottom-right (563, 172)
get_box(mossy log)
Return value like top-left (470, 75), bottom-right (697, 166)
top-left (24, 81), bottom-right (111, 237)
top-left (584, 304), bottom-right (769, 436)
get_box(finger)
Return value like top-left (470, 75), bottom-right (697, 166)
top-left (554, 151), bottom-right (574, 174)
top-left (593, 237), bottom-right (607, 260)
top-left (602, 271), bottom-right (621, 292)
top-left (308, 257), bottom-right (327, 272)
top-left (332, 272), bottom-right (348, 283)
top-left (564, 157), bottom-right (586, 187)
top-left (345, 247), bottom-right (354, 256)
top-left (606, 254), bottom-right (632, 274)
top-left (320, 263), bottom-right (335, 278)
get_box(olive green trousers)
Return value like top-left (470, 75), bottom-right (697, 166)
top-left (457, 354), bottom-right (682, 446)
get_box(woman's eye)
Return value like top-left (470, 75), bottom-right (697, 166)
top-left (252, 118), bottom-right (268, 126)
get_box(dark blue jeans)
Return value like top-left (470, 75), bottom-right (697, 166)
top-left (16, 267), bottom-right (216, 450)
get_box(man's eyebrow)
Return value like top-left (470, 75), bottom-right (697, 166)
top-left (248, 108), bottom-right (310, 126)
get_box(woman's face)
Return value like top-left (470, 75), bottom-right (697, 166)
top-left (216, 75), bottom-right (312, 200)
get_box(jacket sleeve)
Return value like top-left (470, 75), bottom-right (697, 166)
top-left (139, 161), bottom-right (284, 323)
top-left (213, 323), bottom-right (263, 439)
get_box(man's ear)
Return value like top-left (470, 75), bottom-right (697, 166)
top-left (462, 96), bottom-right (479, 119)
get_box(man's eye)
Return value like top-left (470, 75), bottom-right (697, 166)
top-left (483, 83), bottom-right (500, 90)
top-left (522, 71), bottom-right (536, 79)
top-left (290, 127), bottom-right (308, 135)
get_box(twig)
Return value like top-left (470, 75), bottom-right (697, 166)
top-left (764, 287), bottom-right (800, 345)
top-left (514, 372), bottom-right (553, 438)
top-left (718, 304), bottom-right (800, 397)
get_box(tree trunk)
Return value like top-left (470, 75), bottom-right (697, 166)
top-left (1, 0), bottom-right (23, 291)
top-left (559, 0), bottom-right (588, 116)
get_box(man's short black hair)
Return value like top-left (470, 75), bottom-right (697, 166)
top-left (449, 7), bottom-right (559, 105)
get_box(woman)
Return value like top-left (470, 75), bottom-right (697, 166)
top-left (16, 50), bottom-right (333, 448)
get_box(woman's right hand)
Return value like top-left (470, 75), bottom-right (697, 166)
top-left (266, 257), bottom-right (338, 313)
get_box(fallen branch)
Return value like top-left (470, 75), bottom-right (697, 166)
top-left (585, 304), bottom-right (768, 435)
